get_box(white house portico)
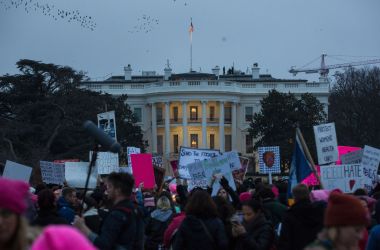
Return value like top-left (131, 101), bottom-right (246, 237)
top-left (82, 63), bottom-right (330, 157)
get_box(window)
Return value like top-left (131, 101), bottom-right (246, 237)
top-left (173, 107), bottom-right (179, 122)
top-left (225, 106), bottom-right (232, 123)
top-left (225, 134), bottom-right (232, 152)
top-left (190, 106), bottom-right (198, 121)
top-left (157, 107), bottom-right (163, 123)
top-left (209, 106), bottom-right (215, 121)
top-left (173, 134), bottom-right (179, 153)
top-left (210, 134), bottom-right (215, 149)
top-left (246, 134), bottom-right (253, 154)
top-left (190, 134), bottom-right (198, 148)
top-left (245, 106), bottom-right (254, 122)
top-left (157, 135), bottom-right (163, 154)
top-left (133, 107), bottom-right (142, 123)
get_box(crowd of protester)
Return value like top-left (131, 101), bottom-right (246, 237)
top-left (1, 171), bottom-right (380, 250)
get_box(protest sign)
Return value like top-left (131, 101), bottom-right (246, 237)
top-left (223, 151), bottom-right (241, 171)
top-left (320, 164), bottom-right (366, 193)
top-left (90, 151), bottom-right (119, 174)
top-left (65, 162), bottom-right (97, 189)
top-left (131, 154), bottom-right (155, 189)
top-left (178, 147), bottom-right (220, 179)
top-left (119, 165), bottom-right (133, 174)
top-left (97, 110), bottom-right (117, 140)
top-left (258, 147), bottom-right (281, 174)
top-left (232, 157), bottom-right (249, 185)
top-left (314, 123), bottom-right (339, 165)
top-left (40, 161), bottom-right (65, 185)
top-left (53, 159), bottom-right (80, 164)
top-left (3, 160), bottom-right (32, 182)
top-left (361, 145), bottom-right (380, 189)
top-left (152, 155), bottom-right (163, 168)
top-left (170, 160), bottom-right (178, 173)
top-left (127, 147), bottom-right (141, 172)
top-left (341, 149), bottom-right (363, 165)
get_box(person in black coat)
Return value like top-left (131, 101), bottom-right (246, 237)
top-left (32, 189), bottom-right (69, 227)
top-left (278, 184), bottom-right (325, 250)
top-left (173, 189), bottom-right (228, 250)
top-left (232, 199), bottom-right (274, 250)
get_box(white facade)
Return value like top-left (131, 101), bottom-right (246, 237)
top-left (82, 65), bottom-right (329, 157)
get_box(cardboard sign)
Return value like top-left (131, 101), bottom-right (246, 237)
top-left (178, 147), bottom-right (221, 179)
top-left (40, 161), bottom-right (65, 185)
top-left (223, 151), bottom-right (242, 171)
top-left (258, 146), bottom-right (281, 174)
top-left (127, 147), bottom-right (141, 171)
top-left (131, 154), bottom-right (155, 189)
top-left (361, 145), bottom-right (380, 189)
top-left (97, 110), bottom-right (117, 140)
top-left (341, 149), bottom-right (363, 164)
top-left (314, 123), bottom-right (339, 165)
top-left (3, 160), bottom-right (32, 182)
top-left (320, 164), bottom-right (366, 193)
top-left (65, 162), bottom-right (97, 189)
top-left (90, 151), bottom-right (119, 174)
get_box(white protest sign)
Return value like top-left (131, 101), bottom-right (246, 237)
top-left (3, 160), bottom-right (32, 182)
top-left (361, 145), bottom-right (380, 189)
top-left (97, 110), bottom-right (117, 140)
top-left (223, 151), bottom-right (241, 171)
top-left (152, 155), bottom-right (163, 168)
top-left (119, 166), bottom-right (133, 175)
top-left (178, 147), bottom-right (221, 179)
top-left (90, 151), bottom-right (119, 174)
top-left (127, 147), bottom-right (141, 171)
top-left (341, 149), bottom-right (363, 165)
top-left (258, 146), bottom-right (281, 174)
top-left (40, 161), bottom-right (65, 185)
top-left (320, 164), bottom-right (366, 193)
top-left (314, 122), bottom-right (339, 165)
top-left (65, 162), bottom-right (97, 189)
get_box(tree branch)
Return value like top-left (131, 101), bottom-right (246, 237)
top-left (3, 137), bottom-right (19, 162)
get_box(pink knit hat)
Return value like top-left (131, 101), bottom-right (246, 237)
top-left (0, 177), bottom-right (29, 214)
top-left (239, 192), bottom-right (252, 202)
top-left (31, 225), bottom-right (96, 250)
top-left (310, 190), bottom-right (330, 203)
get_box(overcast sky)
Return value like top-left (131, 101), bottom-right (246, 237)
top-left (1, 0), bottom-right (380, 82)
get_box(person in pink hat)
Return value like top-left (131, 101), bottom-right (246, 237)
top-left (0, 177), bottom-right (31, 250)
top-left (31, 225), bottom-right (96, 250)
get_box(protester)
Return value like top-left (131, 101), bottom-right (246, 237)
top-left (74, 172), bottom-right (144, 250)
top-left (32, 188), bottom-right (68, 227)
top-left (366, 224), bottom-right (380, 250)
top-left (232, 199), bottom-right (275, 250)
top-left (278, 184), bottom-right (324, 250)
top-left (173, 189), bottom-right (228, 250)
top-left (31, 225), bottom-right (96, 250)
top-left (305, 193), bottom-right (369, 250)
top-left (57, 187), bottom-right (77, 224)
top-left (0, 177), bottom-right (33, 250)
top-left (145, 196), bottom-right (174, 250)
top-left (213, 195), bottom-right (236, 250)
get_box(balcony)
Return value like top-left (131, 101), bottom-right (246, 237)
top-left (155, 117), bottom-right (233, 125)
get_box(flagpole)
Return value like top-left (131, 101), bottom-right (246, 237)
top-left (190, 17), bottom-right (193, 72)
top-left (296, 127), bottom-right (324, 189)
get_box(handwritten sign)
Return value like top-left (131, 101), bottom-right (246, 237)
top-left (314, 123), bottom-right (339, 165)
top-left (361, 145), bottom-right (380, 189)
top-left (258, 146), bottom-right (281, 174)
top-left (341, 149), bottom-right (363, 164)
top-left (152, 155), bottom-right (163, 168)
top-left (223, 151), bottom-right (241, 171)
top-left (40, 161), bottom-right (65, 185)
top-left (320, 164), bottom-right (366, 193)
top-left (65, 162), bottom-right (97, 189)
top-left (90, 151), bottom-right (119, 174)
top-left (3, 160), bottom-right (32, 182)
top-left (127, 147), bottom-right (141, 171)
top-left (178, 147), bottom-right (221, 179)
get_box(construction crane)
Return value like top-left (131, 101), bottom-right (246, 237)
top-left (289, 54), bottom-right (380, 77)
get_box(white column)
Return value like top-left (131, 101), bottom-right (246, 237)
top-left (182, 101), bottom-right (188, 147)
top-left (219, 101), bottom-right (225, 152)
top-left (165, 102), bottom-right (170, 155)
top-left (151, 103), bottom-right (157, 153)
top-left (201, 100), bottom-right (207, 148)
top-left (231, 101), bottom-right (237, 151)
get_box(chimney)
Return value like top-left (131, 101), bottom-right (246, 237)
top-left (164, 60), bottom-right (172, 80)
top-left (124, 64), bottom-right (132, 81)
top-left (251, 63), bottom-right (260, 80)
top-left (212, 66), bottom-right (220, 79)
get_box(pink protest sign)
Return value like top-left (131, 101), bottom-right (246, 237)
top-left (131, 154), bottom-right (155, 189)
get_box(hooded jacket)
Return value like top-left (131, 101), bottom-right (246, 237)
top-left (145, 209), bottom-right (173, 250)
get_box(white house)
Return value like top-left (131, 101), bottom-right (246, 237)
top-left (81, 63), bottom-right (329, 158)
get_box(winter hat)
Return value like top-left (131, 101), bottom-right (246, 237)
top-left (144, 196), bottom-right (156, 207)
top-left (324, 193), bottom-right (369, 227)
top-left (239, 192), bottom-right (252, 202)
top-left (31, 225), bottom-right (96, 250)
top-left (0, 177), bottom-right (30, 214)
top-left (310, 190), bottom-right (330, 203)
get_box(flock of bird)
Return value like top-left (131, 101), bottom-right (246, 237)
top-left (0, 0), bottom-right (96, 31)
top-left (128, 14), bottom-right (160, 34)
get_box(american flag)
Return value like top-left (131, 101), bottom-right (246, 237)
top-left (189, 20), bottom-right (194, 34)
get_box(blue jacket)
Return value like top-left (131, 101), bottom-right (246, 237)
top-left (57, 196), bottom-right (75, 224)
